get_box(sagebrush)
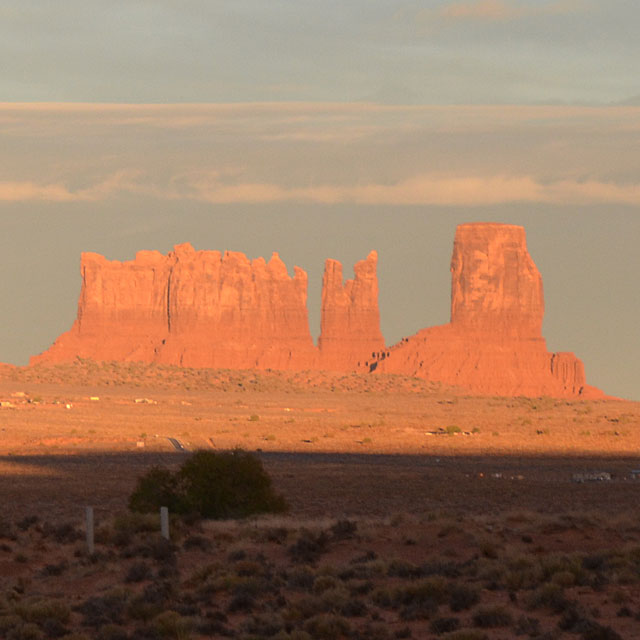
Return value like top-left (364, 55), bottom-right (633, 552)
top-left (129, 449), bottom-right (287, 519)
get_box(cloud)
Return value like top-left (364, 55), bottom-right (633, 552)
top-left (3, 171), bottom-right (638, 207)
top-left (417, 0), bottom-right (587, 23)
top-left (178, 174), bottom-right (640, 206)
top-left (440, 0), bottom-right (521, 20)
top-left (0, 170), bottom-right (142, 202)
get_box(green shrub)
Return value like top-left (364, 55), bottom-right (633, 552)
top-left (128, 468), bottom-right (182, 514)
top-left (129, 449), bottom-right (287, 519)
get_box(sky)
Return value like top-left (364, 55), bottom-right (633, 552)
top-left (1, 1), bottom-right (638, 399)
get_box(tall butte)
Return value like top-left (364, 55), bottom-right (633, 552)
top-left (318, 251), bottom-right (385, 370)
top-left (373, 223), bottom-right (603, 398)
top-left (31, 244), bottom-right (384, 372)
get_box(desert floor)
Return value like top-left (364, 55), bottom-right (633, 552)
top-left (0, 363), bottom-right (639, 639)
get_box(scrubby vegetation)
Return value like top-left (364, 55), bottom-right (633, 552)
top-left (128, 449), bottom-right (288, 519)
top-left (5, 358), bottom-right (445, 394)
top-left (1, 510), bottom-right (640, 638)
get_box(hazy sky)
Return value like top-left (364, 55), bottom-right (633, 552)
top-left (1, 1), bottom-right (638, 399)
top-left (3, 0), bottom-right (640, 104)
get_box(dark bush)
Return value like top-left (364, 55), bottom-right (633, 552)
top-left (582, 624), bottom-right (623, 640)
top-left (128, 449), bottom-right (287, 519)
top-left (182, 535), bottom-right (211, 551)
top-left (125, 561), bottom-right (152, 583)
top-left (527, 583), bottom-right (571, 613)
top-left (128, 467), bottom-right (182, 514)
top-left (557, 604), bottom-right (623, 639)
top-left (387, 559), bottom-right (424, 579)
top-left (40, 617), bottom-right (69, 638)
top-left (288, 529), bottom-right (330, 564)
top-left (449, 584), bottom-right (480, 612)
top-left (0, 519), bottom-right (16, 540)
top-left (340, 597), bottom-right (368, 617)
top-left (330, 519), bottom-right (358, 540)
top-left (40, 561), bottom-right (68, 577)
top-left (77, 591), bottom-right (128, 627)
top-left (430, 617), bottom-right (460, 634)
top-left (514, 615), bottom-right (540, 636)
top-left (472, 606), bottom-right (513, 628)
top-left (43, 522), bottom-right (82, 544)
top-left (97, 625), bottom-right (130, 640)
top-left (304, 614), bottom-right (351, 639)
top-left (287, 566), bottom-right (316, 590)
top-left (17, 515), bottom-right (39, 531)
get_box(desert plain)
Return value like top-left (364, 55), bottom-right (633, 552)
top-left (0, 361), bottom-right (639, 639)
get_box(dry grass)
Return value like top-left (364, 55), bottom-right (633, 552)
top-left (1, 511), bottom-right (639, 638)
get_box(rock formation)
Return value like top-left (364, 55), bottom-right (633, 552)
top-left (449, 223), bottom-right (544, 338)
top-left (31, 225), bottom-right (604, 398)
top-left (157, 244), bottom-right (318, 369)
top-left (372, 223), bottom-right (603, 398)
top-left (318, 251), bottom-right (385, 370)
top-left (0, 363), bottom-right (15, 377)
top-left (31, 244), bottom-right (383, 372)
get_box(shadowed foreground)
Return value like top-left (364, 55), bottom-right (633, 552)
top-left (2, 451), bottom-right (640, 639)
top-left (2, 450), bottom-right (640, 524)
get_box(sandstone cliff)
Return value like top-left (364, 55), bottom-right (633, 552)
top-left (372, 223), bottom-right (603, 398)
top-left (318, 251), bottom-right (385, 370)
top-left (450, 223), bottom-right (544, 338)
top-left (31, 245), bottom-right (384, 372)
top-left (31, 226), bottom-right (603, 398)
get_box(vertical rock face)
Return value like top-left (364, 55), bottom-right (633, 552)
top-left (31, 245), bottom-right (384, 372)
top-left (31, 243), bottom-right (319, 370)
top-left (318, 251), bottom-right (385, 370)
top-left (374, 223), bottom-right (603, 398)
top-left (159, 244), bottom-right (318, 369)
top-left (47, 249), bottom-right (172, 363)
top-left (450, 223), bottom-right (544, 338)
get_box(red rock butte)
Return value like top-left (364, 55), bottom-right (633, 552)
top-left (371, 223), bottom-right (603, 398)
top-left (31, 244), bottom-right (384, 373)
top-left (31, 224), bottom-right (604, 398)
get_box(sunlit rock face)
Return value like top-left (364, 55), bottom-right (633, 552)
top-left (318, 251), bottom-right (385, 371)
top-left (450, 223), bottom-right (544, 338)
top-left (31, 244), bottom-right (318, 369)
top-left (30, 224), bottom-right (603, 398)
top-left (30, 245), bottom-right (383, 373)
top-left (373, 223), bottom-right (603, 398)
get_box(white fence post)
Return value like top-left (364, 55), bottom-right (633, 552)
top-left (85, 506), bottom-right (94, 555)
top-left (160, 506), bottom-right (169, 540)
